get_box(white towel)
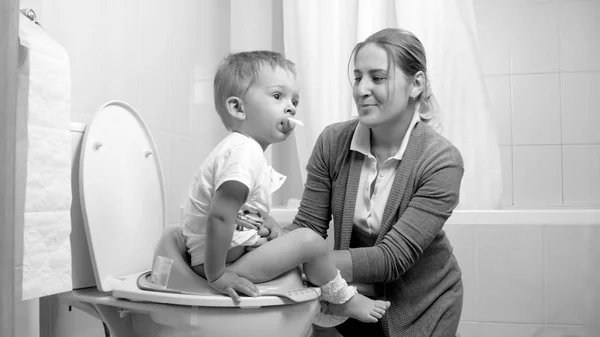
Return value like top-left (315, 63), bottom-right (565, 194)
top-left (17, 14), bottom-right (73, 300)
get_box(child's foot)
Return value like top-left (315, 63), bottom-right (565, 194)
top-left (328, 293), bottom-right (391, 323)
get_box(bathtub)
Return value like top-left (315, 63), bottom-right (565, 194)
top-left (271, 208), bottom-right (600, 337)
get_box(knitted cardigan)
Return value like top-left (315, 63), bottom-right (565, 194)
top-left (287, 119), bottom-right (464, 337)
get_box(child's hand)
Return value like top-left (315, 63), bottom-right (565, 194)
top-left (208, 270), bottom-right (260, 304)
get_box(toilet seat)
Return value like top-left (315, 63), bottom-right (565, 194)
top-left (80, 101), bottom-right (166, 293)
top-left (78, 101), bottom-right (319, 308)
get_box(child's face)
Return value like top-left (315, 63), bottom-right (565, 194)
top-left (239, 66), bottom-right (300, 150)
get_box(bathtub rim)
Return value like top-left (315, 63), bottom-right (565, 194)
top-left (270, 208), bottom-right (600, 226)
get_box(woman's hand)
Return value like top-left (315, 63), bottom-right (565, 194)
top-left (208, 269), bottom-right (260, 304)
top-left (262, 215), bottom-right (283, 240)
top-left (245, 215), bottom-right (283, 252)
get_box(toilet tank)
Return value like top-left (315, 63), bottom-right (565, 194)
top-left (69, 122), bottom-right (95, 289)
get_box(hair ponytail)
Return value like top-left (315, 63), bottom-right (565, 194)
top-left (417, 76), bottom-right (442, 133)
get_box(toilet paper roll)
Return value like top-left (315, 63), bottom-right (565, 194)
top-left (17, 13), bottom-right (73, 300)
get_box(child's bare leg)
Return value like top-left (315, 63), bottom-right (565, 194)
top-left (227, 228), bottom-right (336, 283)
top-left (227, 228), bottom-right (390, 323)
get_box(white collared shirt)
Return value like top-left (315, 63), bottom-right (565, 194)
top-left (349, 111), bottom-right (421, 239)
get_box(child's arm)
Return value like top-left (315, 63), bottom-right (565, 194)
top-left (205, 180), bottom-right (259, 302)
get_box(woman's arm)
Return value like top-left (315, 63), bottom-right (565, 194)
top-left (350, 151), bottom-right (464, 284)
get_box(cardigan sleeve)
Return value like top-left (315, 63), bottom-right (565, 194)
top-left (285, 129), bottom-right (333, 238)
top-left (349, 146), bottom-right (464, 284)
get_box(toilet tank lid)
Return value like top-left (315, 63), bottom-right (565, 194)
top-left (79, 101), bottom-right (166, 292)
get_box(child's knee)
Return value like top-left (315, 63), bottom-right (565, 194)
top-left (295, 228), bottom-right (328, 254)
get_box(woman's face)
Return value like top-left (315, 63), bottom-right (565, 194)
top-left (352, 43), bottom-right (413, 128)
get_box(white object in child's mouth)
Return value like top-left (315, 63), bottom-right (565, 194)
top-left (287, 117), bottom-right (304, 127)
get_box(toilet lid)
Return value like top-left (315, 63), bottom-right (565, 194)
top-left (80, 101), bottom-right (166, 292)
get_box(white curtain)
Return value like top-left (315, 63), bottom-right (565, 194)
top-left (281, 0), bottom-right (358, 185)
top-left (282, 0), bottom-right (502, 210)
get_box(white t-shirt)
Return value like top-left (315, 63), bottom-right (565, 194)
top-left (182, 132), bottom-right (286, 265)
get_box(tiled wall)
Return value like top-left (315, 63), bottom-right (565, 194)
top-left (19, 0), bottom-right (231, 226)
top-left (475, 0), bottom-right (600, 208)
top-left (445, 217), bottom-right (600, 337)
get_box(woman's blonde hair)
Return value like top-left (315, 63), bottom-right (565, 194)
top-left (349, 28), bottom-right (441, 132)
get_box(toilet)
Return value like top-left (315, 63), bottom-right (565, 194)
top-left (57, 101), bottom-right (320, 337)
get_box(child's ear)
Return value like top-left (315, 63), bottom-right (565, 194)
top-left (226, 97), bottom-right (246, 121)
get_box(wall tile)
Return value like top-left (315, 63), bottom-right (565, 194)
top-left (169, 0), bottom-right (195, 136)
top-left (445, 225), bottom-right (478, 321)
top-left (19, 0), bottom-right (42, 14)
top-left (513, 145), bottom-right (562, 205)
top-left (499, 146), bottom-right (513, 206)
top-left (458, 322), bottom-right (484, 337)
top-left (191, 101), bottom-right (229, 145)
top-left (101, 0), bottom-right (141, 108)
top-left (544, 325), bottom-right (585, 337)
top-left (562, 144), bottom-right (600, 205)
top-left (482, 323), bottom-right (546, 337)
top-left (558, 1), bottom-right (600, 72)
top-left (39, 0), bottom-right (78, 51)
top-left (139, 0), bottom-right (172, 133)
top-left (473, 0), bottom-right (512, 5)
top-left (510, 2), bottom-right (560, 74)
top-left (194, 0), bottom-right (230, 68)
top-left (168, 135), bottom-right (208, 225)
top-left (474, 3), bottom-right (511, 75)
top-left (514, 0), bottom-right (557, 3)
top-left (585, 225), bottom-right (600, 335)
top-left (485, 75), bottom-right (512, 145)
top-left (35, 0), bottom-right (105, 123)
top-left (560, 72), bottom-right (600, 144)
top-left (169, 67), bottom-right (193, 136)
top-left (546, 225), bottom-right (600, 325)
top-left (190, 79), bottom-right (215, 140)
top-left (478, 225), bottom-right (545, 323)
top-left (230, 0), bottom-right (274, 51)
top-left (68, 0), bottom-right (105, 123)
top-left (14, 266), bottom-right (40, 337)
top-left (512, 74), bottom-right (561, 145)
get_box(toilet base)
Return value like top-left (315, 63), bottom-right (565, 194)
top-left (59, 288), bottom-right (319, 337)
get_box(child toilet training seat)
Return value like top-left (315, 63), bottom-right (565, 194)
top-left (58, 101), bottom-right (320, 337)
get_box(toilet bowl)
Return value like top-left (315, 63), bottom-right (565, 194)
top-left (58, 101), bottom-right (320, 337)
